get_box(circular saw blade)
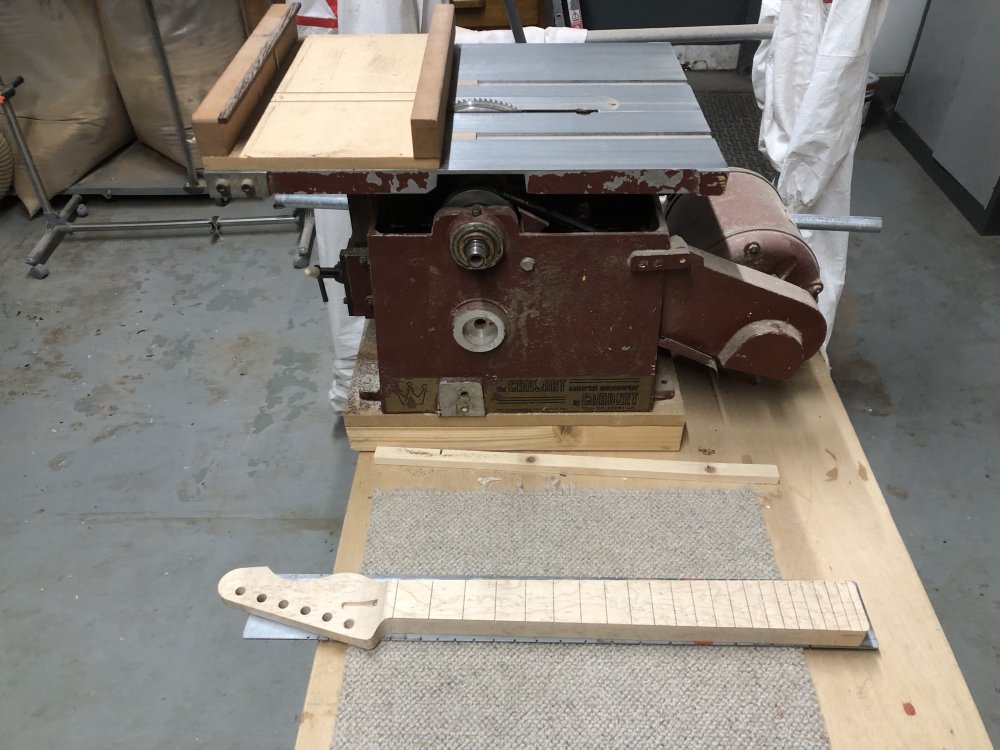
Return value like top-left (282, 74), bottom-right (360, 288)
top-left (452, 98), bottom-right (522, 113)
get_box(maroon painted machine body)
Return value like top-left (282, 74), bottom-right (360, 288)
top-left (367, 196), bottom-right (670, 413)
top-left (341, 175), bottom-right (827, 415)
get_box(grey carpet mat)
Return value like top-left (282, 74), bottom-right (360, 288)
top-left (332, 488), bottom-right (828, 749)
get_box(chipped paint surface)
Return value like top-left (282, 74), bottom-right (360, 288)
top-left (267, 166), bottom-right (725, 197)
top-left (368, 203), bottom-right (668, 413)
top-left (525, 169), bottom-right (728, 195)
top-left (269, 171), bottom-right (436, 195)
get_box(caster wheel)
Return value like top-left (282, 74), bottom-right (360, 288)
top-left (28, 264), bottom-right (49, 280)
top-left (76, 203), bottom-right (88, 218)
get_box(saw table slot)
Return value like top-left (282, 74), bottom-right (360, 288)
top-left (454, 82), bottom-right (707, 113)
top-left (451, 111), bottom-right (711, 138)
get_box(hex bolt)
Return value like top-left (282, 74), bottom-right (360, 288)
top-left (744, 241), bottom-right (761, 257)
top-left (213, 179), bottom-right (232, 207)
top-left (637, 260), bottom-right (648, 269)
top-left (520, 257), bottom-right (536, 272)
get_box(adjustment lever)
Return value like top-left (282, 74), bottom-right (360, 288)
top-left (304, 263), bottom-right (343, 303)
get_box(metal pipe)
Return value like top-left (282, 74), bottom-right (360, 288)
top-left (0, 76), bottom-right (55, 215)
top-left (50, 215), bottom-right (299, 234)
top-left (210, 215), bottom-right (301, 228)
top-left (586, 22), bottom-right (775, 44)
top-left (273, 193), bottom-right (350, 210)
top-left (502, 0), bottom-right (527, 43)
top-left (24, 195), bottom-right (83, 272)
top-left (792, 214), bottom-right (882, 233)
top-left (140, 0), bottom-right (200, 187)
top-left (293, 210), bottom-right (316, 269)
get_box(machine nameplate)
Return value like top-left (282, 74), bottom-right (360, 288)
top-left (486, 376), bottom-right (653, 413)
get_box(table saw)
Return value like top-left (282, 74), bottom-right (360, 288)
top-left (194, 4), bottom-right (829, 419)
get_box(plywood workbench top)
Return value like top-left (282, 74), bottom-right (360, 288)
top-left (295, 356), bottom-right (992, 749)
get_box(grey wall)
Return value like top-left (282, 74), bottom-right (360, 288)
top-left (869, 0), bottom-right (928, 76)
top-left (896, 0), bottom-right (1000, 208)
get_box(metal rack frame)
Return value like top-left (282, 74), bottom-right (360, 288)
top-left (0, 1), bottom-right (306, 279)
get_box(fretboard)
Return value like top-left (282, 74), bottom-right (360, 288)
top-left (384, 577), bottom-right (870, 647)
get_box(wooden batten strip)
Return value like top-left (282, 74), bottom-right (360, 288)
top-left (373, 446), bottom-right (780, 484)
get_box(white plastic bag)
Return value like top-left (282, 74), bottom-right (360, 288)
top-left (454, 26), bottom-right (587, 44)
top-left (337, 0), bottom-right (419, 34)
top-left (753, 0), bottom-right (888, 342)
top-left (314, 209), bottom-right (366, 412)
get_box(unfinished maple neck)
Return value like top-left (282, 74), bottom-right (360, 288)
top-left (218, 568), bottom-right (873, 650)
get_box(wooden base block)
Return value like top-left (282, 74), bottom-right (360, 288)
top-left (344, 323), bottom-right (685, 452)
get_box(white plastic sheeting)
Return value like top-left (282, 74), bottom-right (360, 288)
top-left (315, 209), bottom-right (366, 411)
top-left (454, 26), bottom-right (586, 44)
top-left (753, 0), bottom-right (888, 342)
top-left (337, 0), bottom-right (439, 34)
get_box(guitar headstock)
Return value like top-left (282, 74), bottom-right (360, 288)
top-left (218, 567), bottom-right (386, 648)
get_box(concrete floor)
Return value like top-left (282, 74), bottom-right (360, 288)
top-left (0, 200), bottom-right (355, 748)
top-left (0, 129), bottom-right (997, 747)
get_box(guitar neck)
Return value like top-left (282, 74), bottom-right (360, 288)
top-left (219, 568), bottom-right (874, 650)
